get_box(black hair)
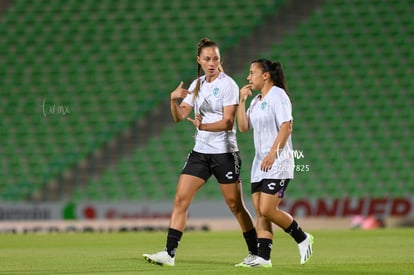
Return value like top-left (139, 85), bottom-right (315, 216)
top-left (251, 59), bottom-right (287, 91)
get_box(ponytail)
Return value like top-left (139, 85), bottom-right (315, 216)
top-left (270, 62), bottom-right (286, 91)
top-left (193, 63), bottom-right (202, 101)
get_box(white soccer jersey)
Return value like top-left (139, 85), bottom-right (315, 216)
top-left (183, 72), bottom-right (239, 154)
top-left (247, 86), bottom-right (294, 182)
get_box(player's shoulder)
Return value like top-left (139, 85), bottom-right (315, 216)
top-left (217, 72), bottom-right (239, 89)
top-left (189, 75), bottom-right (206, 90)
top-left (269, 86), bottom-right (290, 102)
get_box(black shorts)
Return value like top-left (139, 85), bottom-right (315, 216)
top-left (251, 179), bottom-right (290, 197)
top-left (181, 151), bottom-right (241, 184)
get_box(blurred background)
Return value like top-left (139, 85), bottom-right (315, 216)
top-left (0, 0), bottom-right (413, 227)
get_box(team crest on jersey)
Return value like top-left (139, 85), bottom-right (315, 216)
top-left (261, 101), bottom-right (267, 110)
top-left (213, 87), bottom-right (219, 97)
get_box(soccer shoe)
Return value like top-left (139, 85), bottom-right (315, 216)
top-left (236, 255), bottom-right (272, 268)
top-left (298, 232), bottom-right (314, 264)
top-left (143, 251), bottom-right (175, 266)
top-left (234, 253), bottom-right (257, 267)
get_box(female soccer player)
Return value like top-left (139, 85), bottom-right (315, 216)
top-left (143, 38), bottom-right (257, 266)
top-left (236, 59), bottom-right (313, 267)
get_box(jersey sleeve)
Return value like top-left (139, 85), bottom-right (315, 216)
top-left (182, 79), bottom-right (197, 107)
top-left (222, 79), bottom-right (239, 107)
top-left (273, 91), bottom-right (293, 127)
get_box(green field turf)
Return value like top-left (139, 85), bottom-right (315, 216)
top-left (0, 228), bottom-right (413, 274)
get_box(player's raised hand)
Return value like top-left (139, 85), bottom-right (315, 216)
top-left (240, 84), bottom-right (252, 103)
top-left (171, 81), bottom-right (190, 100)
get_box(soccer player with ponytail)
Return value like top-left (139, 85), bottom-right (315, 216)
top-left (236, 59), bottom-right (314, 267)
top-left (143, 38), bottom-right (257, 267)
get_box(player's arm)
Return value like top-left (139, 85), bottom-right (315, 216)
top-left (237, 84), bottom-right (252, 132)
top-left (261, 121), bottom-right (292, 172)
top-left (170, 81), bottom-right (192, 122)
top-left (188, 105), bottom-right (237, 132)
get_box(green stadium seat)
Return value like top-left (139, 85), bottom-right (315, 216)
top-left (1, 0), bottom-right (411, 202)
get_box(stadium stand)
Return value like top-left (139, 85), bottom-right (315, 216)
top-left (76, 0), bottom-right (413, 201)
top-left (1, 0), bottom-right (413, 202)
top-left (1, 0), bottom-right (286, 201)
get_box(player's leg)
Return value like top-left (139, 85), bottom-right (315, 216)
top-left (236, 190), bottom-right (273, 268)
top-left (258, 182), bottom-right (313, 265)
top-left (219, 181), bottom-right (261, 267)
top-left (259, 192), bottom-right (293, 228)
top-left (240, 184), bottom-right (273, 267)
top-left (144, 151), bottom-right (209, 266)
top-left (143, 174), bottom-right (205, 266)
top-left (214, 152), bottom-right (254, 232)
top-left (219, 181), bottom-right (255, 232)
top-left (166, 151), bottom-right (210, 257)
top-left (170, 174), bottom-right (205, 231)
top-left (212, 152), bottom-right (258, 265)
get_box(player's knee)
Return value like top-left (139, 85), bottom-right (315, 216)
top-left (225, 198), bottom-right (243, 214)
top-left (173, 195), bottom-right (191, 210)
top-left (259, 204), bottom-right (273, 219)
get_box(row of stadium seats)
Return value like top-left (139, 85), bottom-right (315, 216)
top-left (69, 0), bottom-right (413, 201)
top-left (1, 0), bottom-right (286, 201)
top-left (1, 0), bottom-right (412, 201)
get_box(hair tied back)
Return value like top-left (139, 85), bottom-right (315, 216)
top-left (271, 62), bottom-right (279, 72)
